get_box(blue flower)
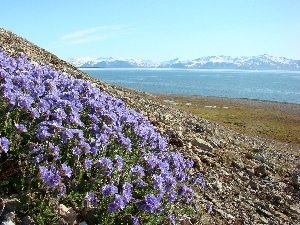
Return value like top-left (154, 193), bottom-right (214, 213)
top-left (61, 163), bottom-right (72, 178)
top-left (108, 194), bottom-right (126, 212)
top-left (97, 157), bottom-right (113, 176)
top-left (39, 166), bottom-right (61, 188)
top-left (84, 159), bottom-right (93, 171)
top-left (0, 137), bottom-right (10, 153)
top-left (14, 123), bottom-right (27, 133)
top-left (122, 182), bottom-right (133, 203)
top-left (85, 192), bottom-right (99, 205)
top-left (168, 214), bottom-right (176, 225)
top-left (138, 194), bottom-right (160, 213)
top-left (102, 184), bottom-right (118, 197)
top-left (132, 164), bottom-right (145, 177)
top-left (132, 216), bottom-right (140, 225)
top-left (114, 155), bottom-right (123, 171)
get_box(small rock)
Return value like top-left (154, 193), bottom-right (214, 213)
top-left (58, 204), bottom-right (77, 225)
top-left (191, 138), bottom-right (213, 152)
top-left (179, 218), bottom-right (192, 225)
top-left (241, 176), bottom-right (249, 182)
top-left (255, 165), bottom-right (268, 177)
top-left (168, 137), bottom-right (184, 147)
top-left (252, 155), bottom-right (265, 163)
top-left (214, 208), bottom-right (235, 220)
top-left (248, 180), bottom-right (259, 190)
top-left (1, 220), bottom-right (15, 225)
top-left (232, 160), bottom-right (244, 169)
top-left (212, 181), bottom-right (223, 192)
top-left (22, 215), bottom-right (35, 225)
top-left (259, 216), bottom-right (268, 224)
top-left (1, 212), bottom-right (16, 225)
top-left (245, 167), bottom-right (255, 177)
top-left (256, 207), bottom-right (272, 218)
top-left (79, 222), bottom-right (88, 225)
top-left (3, 198), bottom-right (20, 212)
top-left (291, 172), bottom-right (300, 187)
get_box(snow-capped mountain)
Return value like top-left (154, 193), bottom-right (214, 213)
top-left (67, 54), bottom-right (300, 70)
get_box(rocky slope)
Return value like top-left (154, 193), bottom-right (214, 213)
top-left (1, 28), bottom-right (299, 224)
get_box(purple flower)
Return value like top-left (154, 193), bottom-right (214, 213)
top-left (85, 192), bottom-right (99, 205)
top-left (132, 216), bottom-right (140, 225)
top-left (132, 164), bottom-right (145, 177)
top-left (144, 153), bottom-right (159, 170)
top-left (114, 155), bottom-right (123, 171)
top-left (72, 146), bottom-right (82, 156)
top-left (48, 143), bottom-right (60, 161)
top-left (108, 194), bottom-right (126, 212)
top-left (0, 137), bottom-right (10, 153)
top-left (168, 190), bottom-right (177, 202)
top-left (122, 182), bottom-right (133, 203)
top-left (208, 205), bottom-right (213, 213)
top-left (36, 125), bottom-right (51, 140)
top-left (96, 157), bottom-right (113, 176)
top-left (61, 163), bottom-right (72, 178)
top-left (136, 178), bottom-right (144, 187)
top-left (193, 173), bottom-right (206, 187)
top-left (138, 194), bottom-right (160, 213)
top-left (58, 185), bottom-right (67, 196)
top-left (152, 174), bottom-right (165, 192)
top-left (102, 184), bottom-right (118, 197)
top-left (168, 214), bottom-right (176, 225)
top-left (14, 123), bottom-right (27, 133)
top-left (79, 140), bottom-right (91, 154)
top-left (84, 159), bottom-right (93, 171)
top-left (164, 174), bottom-right (177, 191)
top-left (39, 166), bottom-right (61, 188)
top-left (178, 184), bottom-right (188, 196)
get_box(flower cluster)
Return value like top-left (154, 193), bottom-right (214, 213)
top-left (0, 49), bottom-right (204, 224)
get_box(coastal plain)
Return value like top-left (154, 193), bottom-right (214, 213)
top-left (156, 94), bottom-right (300, 153)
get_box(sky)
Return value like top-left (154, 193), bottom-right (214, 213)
top-left (1, 0), bottom-right (299, 61)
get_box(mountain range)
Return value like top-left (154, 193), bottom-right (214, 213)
top-left (67, 54), bottom-right (300, 71)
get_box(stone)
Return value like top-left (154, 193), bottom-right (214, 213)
top-left (191, 138), bottom-right (213, 152)
top-left (79, 222), bottom-right (88, 225)
top-left (3, 198), bottom-right (20, 213)
top-left (21, 215), bottom-right (35, 225)
top-left (58, 204), bottom-right (77, 225)
top-left (1, 220), bottom-right (15, 225)
top-left (252, 155), bottom-right (265, 163)
top-left (245, 167), bottom-right (255, 177)
top-left (232, 160), bottom-right (244, 169)
top-left (1, 212), bottom-right (16, 225)
top-left (168, 137), bottom-right (184, 147)
top-left (254, 165), bottom-right (268, 177)
top-left (212, 181), bottom-right (223, 192)
top-left (248, 180), bottom-right (259, 190)
top-left (291, 172), bottom-right (300, 187)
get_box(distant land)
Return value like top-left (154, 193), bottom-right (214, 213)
top-left (67, 54), bottom-right (300, 71)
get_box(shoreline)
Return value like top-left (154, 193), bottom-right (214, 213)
top-left (155, 93), bottom-right (300, 117)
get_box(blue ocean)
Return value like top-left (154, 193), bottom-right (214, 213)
top-left (81, 68), bottom-right (300, 104)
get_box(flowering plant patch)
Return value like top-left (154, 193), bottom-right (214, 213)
top-left (0, 49), bottom-right (205, 224)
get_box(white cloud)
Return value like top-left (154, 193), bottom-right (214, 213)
top-left (60, 25), bottom-right (125, 45)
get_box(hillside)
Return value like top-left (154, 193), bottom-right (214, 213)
top-left (0, 28), bottom-right (299, 224)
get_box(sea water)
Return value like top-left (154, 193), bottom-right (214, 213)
top-left (81, 68), bottom-right (300, 104)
